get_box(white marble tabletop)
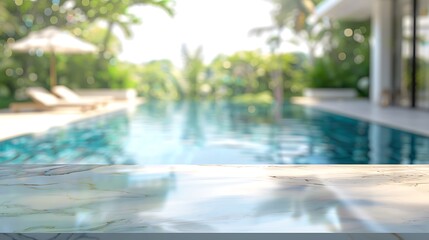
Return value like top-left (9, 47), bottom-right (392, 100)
top-left (1, 165), bottom-right (429, 233)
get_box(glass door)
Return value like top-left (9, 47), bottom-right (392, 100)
top-left (394, 0), bottom-right (413, 107)
top-left (417, 0), bottom-right (429, 109)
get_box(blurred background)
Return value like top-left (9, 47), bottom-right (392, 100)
top-left (0, 0), bottom-right (373, 108)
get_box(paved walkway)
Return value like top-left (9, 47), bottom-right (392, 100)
top-left (0, 100), bottom-right (143, 141)
top-left (293, 98), bottom-right (429, 137)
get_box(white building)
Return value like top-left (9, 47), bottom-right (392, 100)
top-left (315, 0), bottom-right (429, 109)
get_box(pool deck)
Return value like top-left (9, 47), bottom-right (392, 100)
top-left (2, 98), bottom-right (429, 141)
top-left (0, 100), bottom-right (143, 142)
top-left (293, 98), bottom-right (429, 137)
top-left (0, 164), bottom-right (429, 233)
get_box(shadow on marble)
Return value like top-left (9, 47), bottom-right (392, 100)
top-left (0, 233), bottom-right (426, 240)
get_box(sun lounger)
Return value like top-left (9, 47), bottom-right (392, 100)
top-left (25, 87), bottom-right (98, 112)
top-left (52, 85), bottom-right (113, 106)
top-left (9, 102), bottom-right (44, 112)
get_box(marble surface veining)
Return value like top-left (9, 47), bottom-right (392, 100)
top-left (1, 165), bottom-right (429, 233)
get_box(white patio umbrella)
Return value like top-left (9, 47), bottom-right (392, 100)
top-left (9, 26), bottom-right (98, 88)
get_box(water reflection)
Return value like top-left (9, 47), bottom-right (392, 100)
top-left (1, 101), bottom-right (429, 164)
top-left (181, 101), bottom-right (205, 146)
top-left (0, 165), bottom-right (180, 232)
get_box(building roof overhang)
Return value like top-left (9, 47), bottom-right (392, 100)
top-left (314, 0), bottom-right (372, 21)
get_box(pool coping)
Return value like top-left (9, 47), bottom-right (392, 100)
top-left (293, 98), bottom-right (429, 137)
top-left (3, 99), bottom-right (428, 142)
top-left (1, 164), bottom-right (428, 233)
top-left (0, 99), bottom-right (144, 142)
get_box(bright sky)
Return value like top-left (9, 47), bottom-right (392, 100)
top-left (114, 0), bottom-right (308, 67)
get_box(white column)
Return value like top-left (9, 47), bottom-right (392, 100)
top-left (370, 0), bottom-right (393, 105)
top-left (393, 1), bottom-right (403, 104)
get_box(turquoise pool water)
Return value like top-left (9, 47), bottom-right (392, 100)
top-left (1, 101), bottom-right (428, 164)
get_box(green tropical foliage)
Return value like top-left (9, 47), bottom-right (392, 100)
top-left (251, 0), bottom-right (370, 96)
top-left (137, 60), bottom-right (183, 100)
top-left (208, 51), bottom-right (307, 101)
top-left (307, 20), bottom-right (371, 96)
top-left (0, 0), bottom-right (175, 100)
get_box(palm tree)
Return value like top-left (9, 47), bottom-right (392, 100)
top-left (252, 0), bottom-right (322, 61)
top-left (251, 0), bottom-right (322, 106)
top-left (181, 45), bottom-right (205, 99)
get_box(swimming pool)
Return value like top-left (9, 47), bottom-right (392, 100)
top-left (1, 101), bottom-right (428, 164)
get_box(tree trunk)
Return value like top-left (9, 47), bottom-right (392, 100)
top-left (102, 20), bottom-right (114, 58)
top-left (270, 68), bottom-right (283, 122)
top-left (271, 54), bottom-right (283, 108)
top-left (274, 70), bottom-right (283, 106)
top-left (96, 20), bottom-right (114, 71)
top-left (308, 44), bottom-right (316, 67)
